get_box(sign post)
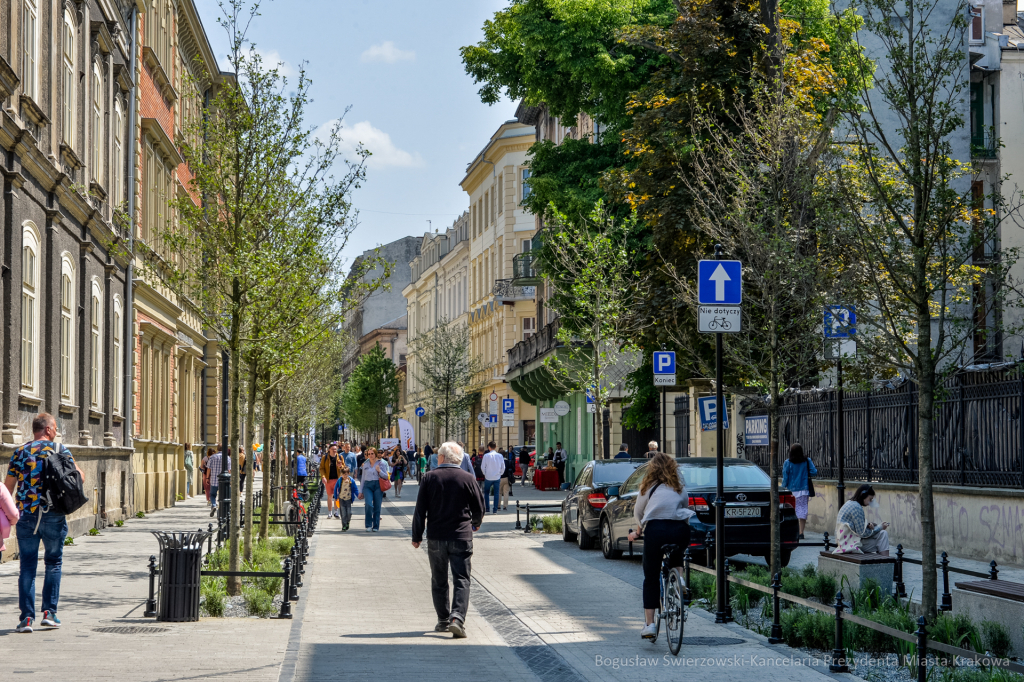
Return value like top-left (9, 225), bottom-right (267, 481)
top-left (503, 397), bottom-right (515, 449)
top-left (698, 246), bottom-right (741, 624)
top-left (824, 305), bottom-right (856, 511)
top-left (653, 350), bottom-right (676, 454)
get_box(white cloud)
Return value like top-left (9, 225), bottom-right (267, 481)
top-left (252, 48), bottom-right (298, 79)
top-left (325, 120), bottom-right (424, 170)
top-left (359, 41), bottom-right (415, 64)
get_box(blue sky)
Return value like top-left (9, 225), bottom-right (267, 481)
top-left (192, 0), bottom-right (514, 264)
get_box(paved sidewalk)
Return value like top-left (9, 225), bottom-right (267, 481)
top-left (0, 482), bottom-right (289, 680)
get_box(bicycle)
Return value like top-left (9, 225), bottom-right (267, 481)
top-left (708, 316), bottom-right (732, 331)
top-left (286, 486), bottom-right (308, 537)
top-left (634, 531), bottom-right (688, 655)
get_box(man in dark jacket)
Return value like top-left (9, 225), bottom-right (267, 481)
top-left (412, 441), bottom-right (485, 639)
top-left (518, 447), bottom-right (531, 486)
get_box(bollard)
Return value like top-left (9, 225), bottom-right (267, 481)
top-left (989, 560), bottom-right (999, 581)
top-left (515, 501), bottom-right (522, 530)
top-left (290, 544), bottom-right (302, 590)
top-left (823, 531), bottom-right (831, 553)
top-left (524, 504), bottom-right (531, 534)
top-left (723, 558), bottom-right (733, 622)
top-left (628, 529), bottom-right (633, 557)
top-left (895, 544), bottom-right (907, 598)
top-left (279, 558), bottom-right (293, 618)
top-left (683, 548), bottom-right (692, 606)
top-left (768, 572), bottom-right (782, 644)
top-left (916, 616), bottom-right (927, 682)
top-left (144, 555), bottom-right (158, 617)
top-left (207, 523), bottom-right (214, 559)
top-left (940, 551), bottom-right (952, 611)
top-left (705, 530), bottom-right (715, 568)
top-left (829, 591), bottom-right (849, 673)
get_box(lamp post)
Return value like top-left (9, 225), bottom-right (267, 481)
top-left (385, 403), bottom-right (393, 438)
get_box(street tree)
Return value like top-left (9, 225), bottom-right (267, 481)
top-left (409, 317), bottom-right (485, 443)
top-left (833, 0), bottom-right (1022, 618)
top-left (341, 344), bottom-right (400, 440)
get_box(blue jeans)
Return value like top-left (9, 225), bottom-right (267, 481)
top-left (363, 479), bottom-right (382, 530)
top-left (209, 485), bottom-right (219, 508)
top-left (483, 479), bottom-right (500, 512)
top-left (16, 511), bottom-right (68, 621)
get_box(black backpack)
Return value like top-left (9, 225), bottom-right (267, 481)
top-left (39, 443), bottom-right (89, 516)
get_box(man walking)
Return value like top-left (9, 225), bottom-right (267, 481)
top-left (647, 441), bottom-right (660, 458)
top-left (518, 447), bottom-right (531, 486)
top-left (5, 413), bottom-right (85, 632)
top-left (207, 446), bottom-right (231, 517)
top-left (480, 442), bottom-right (505, 514)
top-left (553, 442), bottom-right (567, 486)
top-left (342, 441), bottom-right (358, 477)
top-left (411, 442), bottom-right (485, 639)
top-left (614, 444), bottom-right (630, 459)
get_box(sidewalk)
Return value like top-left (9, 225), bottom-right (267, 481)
top-left (0, 479), bottom-right (289, 681)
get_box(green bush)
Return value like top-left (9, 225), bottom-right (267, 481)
top-left (115, 519), bottom-right (124, 527)
top-left (795, 609), bottom-right (836, 650)
top-left (242, 585), bottom-right (275, 618)
top-left (781, 568), bottom-right (837, 603)
top-left (938, 668), bottom-right (1024, 682)
top-left (201, 577), bottom-right (227, 617)
top-left (88, 528), bottom-right (100, 536)
top-left (541, 514), bottom-right (562, 534)
top-left (688, 571), bottom-right (716, 605)
top-left (982, 620), bottom-right (1012, 659)
top-left (929, 613), bottom-right (982, 653)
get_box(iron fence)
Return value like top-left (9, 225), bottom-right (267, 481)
top-left (742, 367), bottom-right (1024, 488)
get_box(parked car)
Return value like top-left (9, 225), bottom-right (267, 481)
top-left (597, 458), bottom-right (800, 566)
top-left (561, 459), bottom-right (647, 549)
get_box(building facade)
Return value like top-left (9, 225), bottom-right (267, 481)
top-left (0, 0), bottom-right (138, 543)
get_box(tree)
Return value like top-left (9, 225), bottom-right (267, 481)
top-left (409, 317), bottom-right (484, 443)
top-left (341, 344), bottom-right (400, 440)
top-left (543, 203), bottom-right (651, 460)
top-left (832, 0), bottom-right (1022, 619)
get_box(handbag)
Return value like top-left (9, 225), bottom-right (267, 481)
top-left (806, 461), bottom-right (815, 497)
top-left (378, 463), bottom-right (393, 492)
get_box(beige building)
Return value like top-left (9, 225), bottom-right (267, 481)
top-left (463, 118), bottom-right (538, 450)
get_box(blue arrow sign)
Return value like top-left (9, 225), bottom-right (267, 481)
top-left (415, 406), bottom-right (426, 417)
top-left (585, 387), bottom-right (595, 403)
top-left (698, 260), bottom-right (743, 305)
top-left (502, 399), bottom-right (515, 414)
top-left (823, 305), bottom-right (856, 339)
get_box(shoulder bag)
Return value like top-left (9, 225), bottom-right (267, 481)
top-left (806, 460), bottom-right (815, 497)
top-left (378, 462), bottom-right (393, 492)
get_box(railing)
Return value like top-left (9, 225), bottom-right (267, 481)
top-left (493, 278), bottom-right (536, 300)
top-left (507, 317), bottom-right (561, 372)
top-left (511, 252), bottom-right (539, 282)
top-left (743, 366), bottom-right (1024, 488)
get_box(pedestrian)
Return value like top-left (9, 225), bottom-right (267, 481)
top-left (201, 448), bottom-right (212, 502)
top-left (355, 446), bottom-right (366, 483)
top-left (471, 450), bottom-right (484, 485)
top-left (183, 443), bottom-right (195, 497)
top-left (295, 450), bottom-right (307, 486)
top-left (238, 446), bottom-right (247, 494)
top-left (614, 444), bottom-right (630, 459)
top-left (358, 448), bottom-right (390, 532)
top-left (411, 442), bottom-right (485, 639)
top-left (333, 465), bottom-right (359, 531)
top-left (781, 442), bottom-right (818, 539)
top-left (1, 466), bottom-right (19, 556)
top-left (208, 447), bottom-right (231, 517)
top-left (418, 450), bottom-right (427, 483)
top-left (319, 443), bottom-right (344, 518)
top-left (480, 442), bottom-right (505, 514)
top-left (518, 447), bottom-right (531, 487)
top-left (4, 413), bottom-right (85, 632)
top-left (428, 447), bottom-right (439, 472)
top-left (342, 441), bottom-right (358, 477)
top-left (626, 452), bottom-right (695, 640)
top-left (500, 449), bottom-right (515, 510)
top-left (834, 484), bottom-right (890, 555)
top-left (459, 447), bottom-right (475, 475)
top-left (553, 442), bottom-right (567, 486)
top-left (646, 441), bottom-right (659, 458)
top-left (391, 448), bottom-right (407, 498)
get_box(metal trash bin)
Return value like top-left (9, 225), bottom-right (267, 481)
top-left (152, 531), bottom-right (211, 622)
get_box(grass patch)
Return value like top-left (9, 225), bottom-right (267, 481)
top-left (540, 514), bottom-right (562, 534)
top-left (200, 577), bottom-right (227, 617)
top-left (982, 621), bottom-right (1012, 658)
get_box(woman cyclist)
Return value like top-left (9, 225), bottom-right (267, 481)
top-left (627, 452), bottom-right (695, 640)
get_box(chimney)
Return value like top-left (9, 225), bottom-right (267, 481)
top-left (1005, 0), bottom-right (1017, 26)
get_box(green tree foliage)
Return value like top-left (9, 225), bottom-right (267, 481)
top-left (341, 344), bottom-right (400, 439)
top-left (408, 317), bottom-right (484, 442)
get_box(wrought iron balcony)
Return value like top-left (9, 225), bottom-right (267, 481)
top-left (493, 279), bottom-right (536, 301)
top-left (507, 318), bottom-right (560, 372)
top-left (511, 252), bottom-right (539, 283)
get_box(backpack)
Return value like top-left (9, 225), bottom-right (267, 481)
top-left (39, 443), bottom-right (89, 516)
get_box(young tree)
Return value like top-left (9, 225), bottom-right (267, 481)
top-left (341, 344), bottom-right (400, 440)
top-left (834, 0), bottom-right (1022, 618)
top-left (543, 203), bottom-right (651, 460)
top-left (409, 317), bottom-right (484, 443)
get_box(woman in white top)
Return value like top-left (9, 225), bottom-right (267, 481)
top-left (627, 453), bottom-right (696, 640)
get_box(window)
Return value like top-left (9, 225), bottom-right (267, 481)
top-left (113, 298), bottom-right (123, 414)
top-left (91, 283), bottom-right (102, 408)
top-left (21, 224), bottom-right (41, 393)
top-left (522, 239), bottom-right (532, 252)
top-left (491, 185), bottom-right (497, 223)
top-left (970, 5), bottom-right (984, 44)
top-left (497, 173), bottom-right (503, 214)
top-left (92, 64), bottom-right (104, 182)
top-left (60, 258), bottom-right (76, 403)
top-left (484, 191), bottom-right (490, 226)
top-left (62, 13), bottom-right (76, 145)
top-left (521, 169), bottom-right (532, 202)
top-left (22, 0), bottom-right (39, 100)
top-left (113, 102), bottom-right (124, 206)
top-left (523, 317), bottom-right (536, 340)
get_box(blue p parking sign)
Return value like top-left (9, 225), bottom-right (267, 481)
top-left (697, 396), bottom-right (730, 431)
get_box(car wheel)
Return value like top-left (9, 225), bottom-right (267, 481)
top-left (780, 549), bottom-right (792, 568)
top-left (577, 518), bottom-right (595, 550)
top-left (601, 517), bottom-right (622, 560)
top-left (562, 509), bottom-right (577, 542)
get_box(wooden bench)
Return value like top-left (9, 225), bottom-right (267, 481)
top-left (818, 551), bottom-right (896, 600)
top-left (953, 579), bottom-right (1024, 657)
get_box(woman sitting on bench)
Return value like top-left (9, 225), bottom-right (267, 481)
top-left (834, 484), bottom-right (890, 556)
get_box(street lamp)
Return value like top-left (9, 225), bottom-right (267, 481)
top-left (385, 403), bottom-right (393, 438)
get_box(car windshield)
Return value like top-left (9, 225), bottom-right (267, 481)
top-left (592, 462), bottom-right (640, 485)
top-left (681, 464), bottom-right (771, 488)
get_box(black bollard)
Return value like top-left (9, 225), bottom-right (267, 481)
top-left (768, 572), bottom-right (782, 644)
top-left (823, 531), bottom-right (831, 552)
top-left (916, 616), bottom-right (928, 682)
top-left (989, 560), bottom-right (999, 581)
top-left (144, 555), bottom-right (158, 617)
top-left (683, 548), bottom-right (692, 606)
top-left (280, 558), bottom-right (293, 618)
top-left (207, 523), bottom-right (214, 559)
top-left (940, 552), bottom-right (952, 611)
top-left (515, 501), bottom-right (522, 530)
top-left (290, 544), bottom-right (302, 590)
top-left (829, 590), bottom-right (849, 673)
top-left (723, 558), bottom-right (733, 622)
top-left (705, 530), bottom-right (715, 568)
top-left (524, 504), bottom-right (531, 534)
top-left (895, 544), bottom-right (907, 598)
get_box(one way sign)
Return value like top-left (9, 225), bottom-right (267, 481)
top-left (698, 260), bottom-right (743, 305)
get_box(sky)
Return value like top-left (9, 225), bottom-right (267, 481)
top-left (192, 0), bottom-right (515, 266)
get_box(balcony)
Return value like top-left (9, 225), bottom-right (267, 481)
top-left (493, 279), bottom-right (536, 302)
top-left (512, 252), bottom-right (540, 284)
top-left (507, 318), bottom-right (560, 372)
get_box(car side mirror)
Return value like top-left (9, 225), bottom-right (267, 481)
top-left (607, 486), bottom-right (620, 497)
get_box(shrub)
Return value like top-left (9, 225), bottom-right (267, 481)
top-left (795, 610), bottom-right (836, 650)
top-left (63, 536), bottom-right (74, 546)
top-left (269, 537), bottom-right (294, 557)
top-left (88, 528), bottom-right (100, 536)
top-left (115, 519), bottom-right (124, 527)
top-left (929, 613), bottom-right (982, 653)
top-left (136, 511), bottom-right (145, 518)
top-left (201, 577), bottom-right (227, 617)
top-left (981, 620), bottom-right (1012, 659)
top-left (689, 571), bottom-right (716, 605)
top-left (242, 585), bottom-right (275, 618)
top-left (541, 514), bottom-right (562, 534)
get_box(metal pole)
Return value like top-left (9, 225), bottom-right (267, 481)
top-left (836, 356), bottom-right (845, 509)
top-left (714, 247), bottom-right (726, 624)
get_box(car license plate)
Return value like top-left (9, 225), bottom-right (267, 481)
top-left (725, 507), bottom-right (760, 518)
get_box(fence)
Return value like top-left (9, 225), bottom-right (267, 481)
top-left (743, 367), bottom-right (1024, 488)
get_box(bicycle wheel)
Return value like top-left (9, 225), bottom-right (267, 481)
top-left (286, 505), bottom-right (297, 537)
top-left (664, 568), bottom-right (686, 655)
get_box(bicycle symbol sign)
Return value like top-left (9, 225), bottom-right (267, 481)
top-left (698, 305), bottom-right (742, 334)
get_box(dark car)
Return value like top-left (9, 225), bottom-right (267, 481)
top-left (561, 459), bottom-right (646, 550)
top-left (598, 458), bottom-right (800, 566)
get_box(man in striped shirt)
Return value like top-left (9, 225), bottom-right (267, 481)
top-left (207, 448), bottom-right (231, 517)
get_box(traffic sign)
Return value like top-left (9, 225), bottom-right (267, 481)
top-left (653, 351), bottom-right (676, 375)
top-left (697, 395), bottom-right (730, 431)
top-left (477, 412), bottom-right (488, 424)
top-left (824, 305), bottom-right (856, 339)
top-left (586, 388), bottom-right (597, 413)
top-left (698, 260), bottom-right (742, 305)
top-left (698, 305), bottom-right (741, 333)
top-left (415, 406), bottom-right (426, 417)
top-left (744, 415), bottom-right (769, 446)
top-left (502, 399), bottom-right (515, 414)
top-left (488, 414), bottom-right (498, 427)
top-left (554, 400), bottom-right (571, 416)
top-left (825, 339), bottom-right (857, 359)
top-left (490, 391), bottom-right (498, 402)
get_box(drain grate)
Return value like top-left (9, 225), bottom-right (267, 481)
top-left (93, 626), bottom-right (170, 635)
top-left (680, 636), bottom-right (746, 646)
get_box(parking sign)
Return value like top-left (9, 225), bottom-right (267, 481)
top-left (697, 395), bottom-right (730, 431)
top-left (653, 351), bottom-right (676, 386)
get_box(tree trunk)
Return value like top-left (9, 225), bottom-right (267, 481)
top-left (259, 375), bottom-right (272, 542)
top-left (274, 391), bottom-right (284, 517)
top-left (768, 405), bottom-right (781, 579)
top-left (918, 357), bottom-right (937, 620)
top-left (228, 306), bottom-right (242, 595)
top-left (243, 357), bottom-right (257, 561)
top-left (593, 345), bottom-right (602, 461)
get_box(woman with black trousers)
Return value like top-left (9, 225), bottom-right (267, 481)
top-left (627, 452), bottom-right (695, 640)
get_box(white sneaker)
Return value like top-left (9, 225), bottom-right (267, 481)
top-left (641, 623), bottom-right (658, 640)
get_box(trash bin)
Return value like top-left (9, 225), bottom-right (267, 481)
top-left (152, 531), bottom-right (210, 622)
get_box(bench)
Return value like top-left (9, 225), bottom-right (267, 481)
top-left (953, 579), bottom-right (1024, 657)
top-left (818, 551), bottom-right (896, 600)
